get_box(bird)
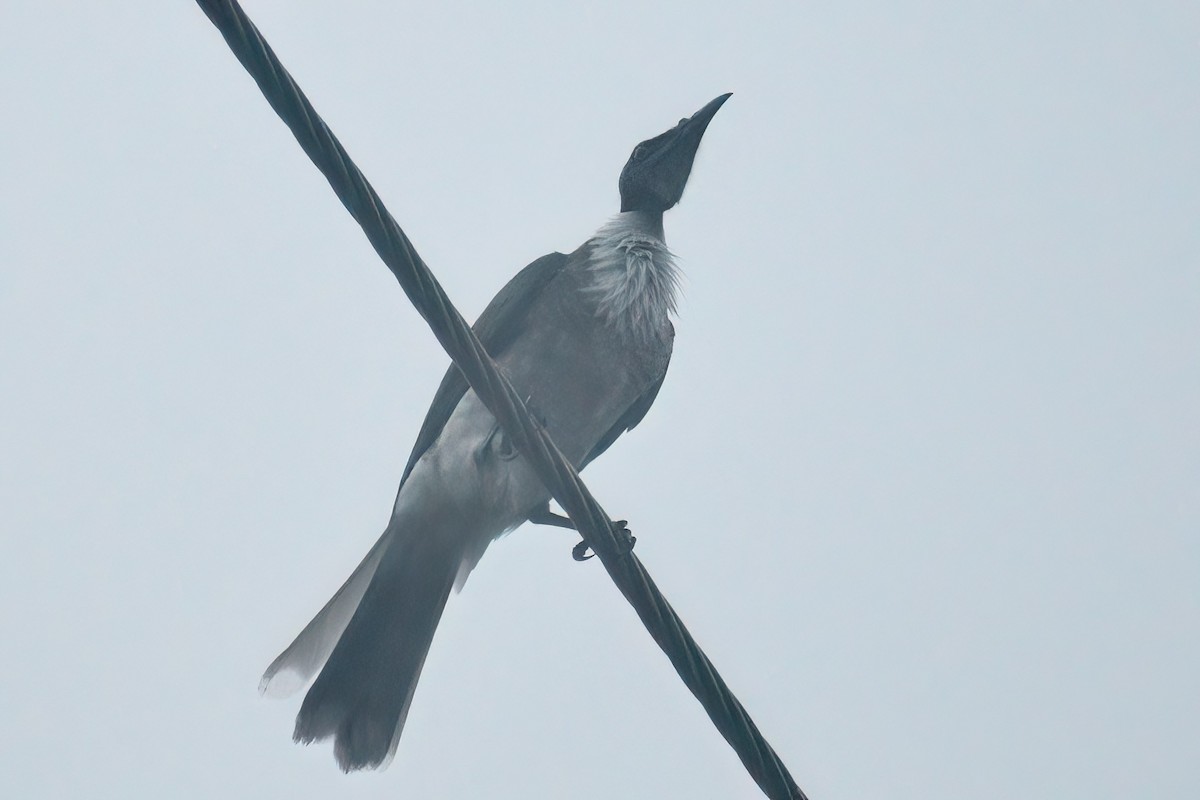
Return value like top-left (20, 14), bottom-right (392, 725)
top-left (260, 93), bottom-right (731, 772)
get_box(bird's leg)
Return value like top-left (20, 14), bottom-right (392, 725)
top-left (527, 502), bottom-right (575, 529)
top-left (527, 502), bottom-right (635, 561)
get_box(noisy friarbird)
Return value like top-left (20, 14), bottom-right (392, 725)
top-left (261, 93), bottom-right (731, 771)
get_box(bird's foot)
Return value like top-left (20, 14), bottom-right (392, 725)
top-left (528, 503), bottom-right (634, 560)
top-left (572, 520), bottom-right (635, 561)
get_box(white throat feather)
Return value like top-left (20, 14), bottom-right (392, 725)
top-left (585, 213), bottom-right (680, 341)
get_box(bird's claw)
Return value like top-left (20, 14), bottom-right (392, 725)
top-left (572, 519), bottom-right (635, 561)
top-left (612, 520), bottom-right (636, 554)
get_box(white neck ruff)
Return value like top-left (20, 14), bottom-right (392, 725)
top-left (585, 213), bottom-right (680, 341)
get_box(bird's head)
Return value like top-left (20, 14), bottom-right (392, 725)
top-left (618, 93), bottom-right (731, 214)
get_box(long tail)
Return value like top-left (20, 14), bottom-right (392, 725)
top-left (288, 525), bottom-right (462, 771)
top-left (259, 531), bottom-right (392, 698)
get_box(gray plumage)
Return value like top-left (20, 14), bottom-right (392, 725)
top-left (261, 94), bottom-right (730, 771)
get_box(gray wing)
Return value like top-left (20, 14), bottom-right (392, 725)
top-left (523, 351), bottom-right (671, 529)
top-left (396, 251), bottom-right (570, 487)
top-left (581, 353), bottom-right (671, 469)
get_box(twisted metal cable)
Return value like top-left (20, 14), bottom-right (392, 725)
top-left (194, 2), bottom-right (807, 797)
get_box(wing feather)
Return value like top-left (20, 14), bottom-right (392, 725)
top-left (396, 251), bottom-right (570, 487)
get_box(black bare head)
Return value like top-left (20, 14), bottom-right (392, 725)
top-left (618, 93), bottom-right (731, 214)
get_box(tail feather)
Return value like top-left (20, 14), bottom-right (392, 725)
top-left (292, 527), bottom-right (462, 771)
top-left (260, 530), bottom-right (392, 698)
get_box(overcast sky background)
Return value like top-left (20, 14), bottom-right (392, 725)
top-left (2, 2), bottom-right (1197, 798)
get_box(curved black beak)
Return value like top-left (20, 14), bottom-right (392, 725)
top-left (655, 93), bottom-right (733, 172)
top-left (681, 93), bottom-right (733, 142)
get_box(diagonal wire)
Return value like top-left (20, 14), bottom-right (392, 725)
top-left (193, 2), bottom-right (808, 798)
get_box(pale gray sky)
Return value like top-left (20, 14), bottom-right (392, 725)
top-left (2, 2), bottom-right (1197, 798)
